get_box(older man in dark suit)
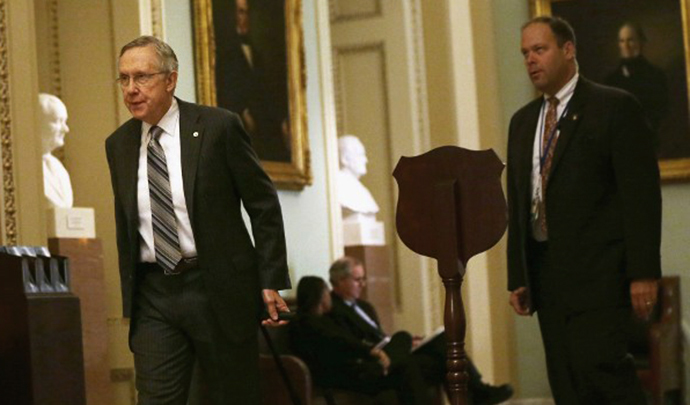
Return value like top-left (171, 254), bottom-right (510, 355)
top-left (328, 257), bottom-right (513, 405)
top-left (507, 16), bottom-right (661, 404)
top-left (106, 36), bottom-right (290, 404)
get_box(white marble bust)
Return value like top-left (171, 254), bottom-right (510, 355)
top-left (337, 135), bottom-right (379, 223)
top-left (39, 93), bottom-right (73, 208)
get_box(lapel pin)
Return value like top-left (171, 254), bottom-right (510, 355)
top-left (571, 114), bottom-right (579, 121)
top-left (193, 131), bottom-right (199, 138)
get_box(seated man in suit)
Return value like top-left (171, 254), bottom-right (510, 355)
top-left (290, 276), bottom-right (433, 405)
top-left (329, 256), bottom-right (513, 405)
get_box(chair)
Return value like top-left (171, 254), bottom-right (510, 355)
top-left (630, 276), bottom-right (683, 405)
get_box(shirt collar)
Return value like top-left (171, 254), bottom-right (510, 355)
top-left (544, 73), bottom-right (579, 105)
top-left (142, 98), bottom-right (179, 139)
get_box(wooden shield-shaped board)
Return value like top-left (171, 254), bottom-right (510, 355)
top-left (393, 146), bottom-right (507, 268)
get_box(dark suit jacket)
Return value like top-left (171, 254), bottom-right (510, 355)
top-left (289, 313), bottom-right (383, 391)
top-left (105, 99), bottom-right (290, 341)
top-left (507, 77), bottom-right (662, 313)
top-left (328, 293), bottom-right (387, 345)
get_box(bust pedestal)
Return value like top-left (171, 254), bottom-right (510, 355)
top-left (48, 232), bottom-right (111, 404)
top-left (342, 213), bottom-right (385, 246)
top-left (47, 207), bottom-right (95, 239)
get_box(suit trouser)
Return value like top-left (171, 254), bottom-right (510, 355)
top-left (529, 240), bottom-right (646, 405)
top-left (130, 263), bottom-right (259, 405)
top-left (387, 331), bottom-right (484, 401)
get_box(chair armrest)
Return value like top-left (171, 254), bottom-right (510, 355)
top-left (259, 354), bottom-right (313, 405)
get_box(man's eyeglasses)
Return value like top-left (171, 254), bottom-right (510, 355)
top-left (116, 72), bottom-right (167, 88)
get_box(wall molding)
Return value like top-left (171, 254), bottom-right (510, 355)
top-left (332, 42), bottom-right (389, 137)
top-left (48, 0), bottom-right (62, 96)
top-left (314, 0), bottom-right (344, 260)
top-left (329, 0), bottom-right (382, 24)
top-left (110, 368), bottom-right (136, 405)
top-left (402, 0), bottom-right (439, 330)
top-left (332, 41), bottom-right (408, 306)
top-left (0, 0), bottom-right (17, 245)
top-left (151, 0), bottom-right (164, 38)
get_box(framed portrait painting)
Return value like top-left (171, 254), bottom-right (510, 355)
top-left (531, 0), bottom-right (690, 181)
top-left (192, 0), bottom-right (311, 190)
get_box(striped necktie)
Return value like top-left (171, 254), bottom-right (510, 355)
top-left (537, 96), bottom-right (560, 236)
top-left (147, 125), bottom-right (182, 274)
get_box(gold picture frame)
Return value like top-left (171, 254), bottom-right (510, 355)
top-left (192, 0), bottom-right (311, 190)
top-left (530, 0), bottom-right (690, 182)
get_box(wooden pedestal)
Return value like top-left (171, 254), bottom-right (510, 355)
top-left (0, 254), bottom-right (86, 405)
top-left (48, 238), bottom-right (112, 405)
top-left (344, 245), bottom-right (394, 333)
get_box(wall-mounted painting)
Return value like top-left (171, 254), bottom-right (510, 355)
top-left (531, 0), bottom-right (690, 181)
top-left (193, 0), bottom-right (311, 189)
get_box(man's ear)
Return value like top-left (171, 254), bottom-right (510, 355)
top-left (563, 41), bottom-right (576, 60)
top-left (166, 71), bottom-right (179, 93)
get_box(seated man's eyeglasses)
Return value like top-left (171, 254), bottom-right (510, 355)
top-left (116, 72), bottom-right (167, 88)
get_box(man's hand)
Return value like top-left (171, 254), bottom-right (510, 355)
top-left (509, 287), bottom-right (532, 316)
top-left (630, 279), bottom-right (658, 320)
top-left (370, 348), bottom-right (390, 375)
top-left (412, 335), bottom-right (424, 349)
top-left (261, 289), bottom-right (290, 327)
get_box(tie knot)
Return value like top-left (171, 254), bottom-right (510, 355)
top-left (548, 96), bottom-right (559, 108)
top-left (149, 125), bottom-right (164, 142)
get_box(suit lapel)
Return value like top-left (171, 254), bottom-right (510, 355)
top-left (121, 120), bottom-right (142, 240)
top-left (517, 100), bottom-right (542, 196)
top-left (333, 294), bottom-right (384, 340)
top-left (548, 77), bottom-right (588, 183)
top-left (177, 99), bottom-right (204, 226)
top-left (346, 301), bottom-right (384, 339)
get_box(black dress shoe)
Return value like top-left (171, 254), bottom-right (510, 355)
top-left (472, 383), bottom-right (514, 405)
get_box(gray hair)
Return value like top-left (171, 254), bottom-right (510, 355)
top-left (328, 256), bottom-right (362, 286)
top-left (119, 36), bottom-right (179, 73)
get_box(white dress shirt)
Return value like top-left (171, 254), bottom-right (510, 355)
top-left (530, 73), bottom-right (579, 241)
top-left (137, 99), bottom-right (197, 262)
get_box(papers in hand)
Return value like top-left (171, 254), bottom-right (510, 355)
top-left (374, 336), bottom-right (391, 350)
top-left (412, 326), bottom-right (445, 352)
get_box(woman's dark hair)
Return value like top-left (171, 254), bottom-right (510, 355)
top-left (296, 276), bottom-right (328, 314)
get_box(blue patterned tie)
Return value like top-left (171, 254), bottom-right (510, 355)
top-left (147, 126), bottom-right (182, 274)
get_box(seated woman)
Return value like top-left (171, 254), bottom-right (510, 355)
top-left (289, 276), bottom-right (431, 405)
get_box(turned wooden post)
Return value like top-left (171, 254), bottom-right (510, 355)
top-left (393, 146), bottom-right (507, 405)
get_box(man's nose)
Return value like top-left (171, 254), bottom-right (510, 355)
top-left (123, 81), bottom-right (140, 93)
top-left (525, 53), bottom-right (536, 65)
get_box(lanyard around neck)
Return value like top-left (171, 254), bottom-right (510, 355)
top-left (538, 99), bottom-right (570, 173)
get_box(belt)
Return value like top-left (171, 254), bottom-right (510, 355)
top-left (138, 257), bottom-right (198, 276)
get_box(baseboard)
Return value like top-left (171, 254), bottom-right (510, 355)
top-left (504, 399), bottom-right (555, 405)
